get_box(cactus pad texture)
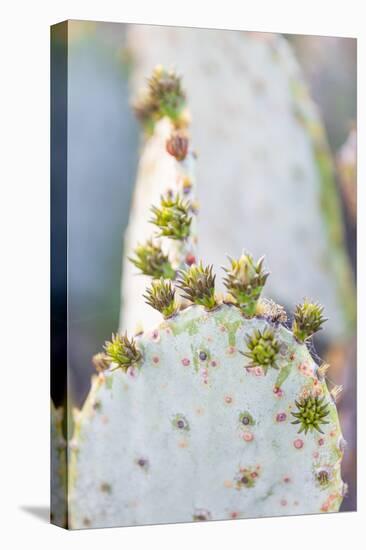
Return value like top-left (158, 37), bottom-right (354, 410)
top-left (69, 285), bottom-right (345, 528)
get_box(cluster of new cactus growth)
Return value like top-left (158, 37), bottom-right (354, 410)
top-left (134, 65), bottom-right (187, 133)
top-left (68, 67), bottom-right (346, 529)
top-left (242, 328), bottom-right (280, 374)
top-left (129, 190), bottom-right (197, 313)
top-left (103, 332), bottom-right (142, 372)
top-left (291, 395), bottom-right (330, 435)
top-left (150, 193), bottom-right (192, 240)
top-left (223, 254), bottom-right (269, 317)
top-left (177, 262), bottom-right (217, 311)
top-left (129, 239), bottom-right (175, 280)
top-left (292, 300), bottom-right (327, 342)
top-left (124, 68), bottom-right (198, 330)
top-left (144, 278), bottom-right (178, 319)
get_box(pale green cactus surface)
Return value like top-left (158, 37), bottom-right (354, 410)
top-left (69, 300), bottom-right (345, 528)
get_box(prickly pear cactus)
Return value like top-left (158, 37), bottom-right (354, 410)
top-left (69, 193), bottom-right (346, 528)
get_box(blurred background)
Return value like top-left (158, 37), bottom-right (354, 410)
top-left (52, 21), bottom-right (356, 510)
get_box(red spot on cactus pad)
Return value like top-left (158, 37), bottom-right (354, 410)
top-left (150, 329), bottom-right (160, 342)
top-left (136, 457), bottom-right (149, 471)
top-left (273, 386), bottom-right (284, 397)
top-left (294, 438), bottom-right (304, 449)
top-left (127, 366), bottom-right (137, 378)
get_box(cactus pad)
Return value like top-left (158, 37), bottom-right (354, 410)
top-left (69, 302), bottom-right (345, 528)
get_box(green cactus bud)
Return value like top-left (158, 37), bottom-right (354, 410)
top-left (129, 239), bottom-right (175, 279)
top-left (104, 332), bottom-right (142, 371)
top-left (144, 278), bottom-right (178, 319)
top-left (241, 327), bottom-right (280, 374)
top-left (133, 67), bottom-right (188, 133)
top-left (148, 66), bottom-right (186, 122)
top-left (291, 395), bottom-right (330, 435)
top-left (177, 262), bottom-right (217, 310)
top-left (223, 253), bottom-right (269, 317)
top-left (292, 300), bottom-right (327, 342)
top-left (150, 193), bottom-right (192, 240)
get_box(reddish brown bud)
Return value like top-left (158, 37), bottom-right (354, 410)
top-left (166, 132), bottom-right (189, 161)
top-left (185, 253), bottom-right (196, 266)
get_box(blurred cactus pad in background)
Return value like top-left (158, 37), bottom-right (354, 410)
top-left (51, 22), bottom-right (356, 528)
